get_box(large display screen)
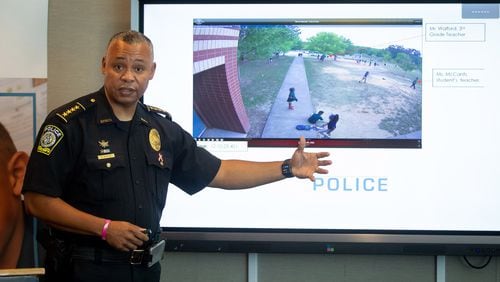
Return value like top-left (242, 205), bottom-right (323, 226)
top-left (141, 1), bottom-right (500, 255)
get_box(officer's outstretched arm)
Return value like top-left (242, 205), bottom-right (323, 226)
top-left (209, 136), bottom-right (331, 189)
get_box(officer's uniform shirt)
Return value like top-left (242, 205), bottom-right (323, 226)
top-left (22, 88), bottom-right (221, 237)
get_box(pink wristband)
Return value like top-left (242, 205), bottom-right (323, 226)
top-left (101, 219), bottom-right (111, 240)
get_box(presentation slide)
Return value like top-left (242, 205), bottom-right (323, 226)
top-left (142, 3), bottom-right (500, 233)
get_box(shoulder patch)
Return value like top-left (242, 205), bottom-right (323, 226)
top-left (37, 125), bottom-right (64, 156)
top-left (146, 105), bottom-right (172, 121)
top-left (55, 97), bottom-right (97, 123)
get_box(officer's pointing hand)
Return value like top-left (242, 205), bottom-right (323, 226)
top-left (290, 136), bottom-right (331, 181)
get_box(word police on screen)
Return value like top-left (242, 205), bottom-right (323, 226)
top-left (313, 176), bottom-right (388, 192)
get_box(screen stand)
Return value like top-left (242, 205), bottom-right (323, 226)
top-left (248, 253), bottom-right (259, 282)
top-left (436, 255), bottom-right (446, 282)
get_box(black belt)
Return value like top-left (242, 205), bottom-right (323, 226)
top-left (71, 245), bottom-right (153, 265)
top-left (48, 228), bottom-right (161, 265)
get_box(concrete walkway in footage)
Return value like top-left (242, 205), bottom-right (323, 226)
top-left (261, 56), bottom-right (319, 139)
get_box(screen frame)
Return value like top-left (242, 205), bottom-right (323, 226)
top-left (162, 228), bottom-right (500, 255)
top-left (139, 0), bottom-right (500, 256)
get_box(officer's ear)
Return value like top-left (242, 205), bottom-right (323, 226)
top-left (101, 56), bottom-right (107, 74)
top-left (7, 151), bottom-right (29, 196)
top-left (149, 62), bottom-right (156, 80)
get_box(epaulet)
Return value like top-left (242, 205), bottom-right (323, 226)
top-left (145, 104), bottom-right (172, 121)
top-left (54, 95), bottom-right (97, 123)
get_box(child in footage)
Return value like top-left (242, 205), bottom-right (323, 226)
top-left (318, 114), bottom-right (340, 138)
top-left (410, 77), bottom-right (418, 89)
top-left (308, 111), bottom-right (324, 124)
top-left (287, 87), bottom-right (298, 110)
top-left (359, 71), bottom-right (369, 83)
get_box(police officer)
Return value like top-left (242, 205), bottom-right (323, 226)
top-left (22, 30), bottom-right (331, 282)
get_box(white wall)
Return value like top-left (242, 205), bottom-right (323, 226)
top-left (0, 0), bottom-right (48, 78)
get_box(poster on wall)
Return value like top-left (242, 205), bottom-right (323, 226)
top-left (0, 79), bottom-right (47, 152)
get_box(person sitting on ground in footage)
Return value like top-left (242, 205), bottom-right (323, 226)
top-left (318, 114), bottom-right (340, 138)
top-left (287, 87), bottom-right (298, 110)
top-left (307, 110), bottom-right (324, 124)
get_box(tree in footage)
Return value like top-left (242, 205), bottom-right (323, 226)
top-left (238, 25), bottom-right (301, 61)
top-left (304, 32), bottom-right (352, 56)
top-left (386, 45), bottom-right (421, 71)
top-left (394, 53), bottom-right (415, 71)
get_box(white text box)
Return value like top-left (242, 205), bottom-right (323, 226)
top-left (425, 23), bottom-right (485, 42)
top-left (432, 69), bottom-right (485, 88)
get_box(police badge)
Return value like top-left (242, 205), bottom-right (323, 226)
top-left (149, 128), bottom-right (161, 152)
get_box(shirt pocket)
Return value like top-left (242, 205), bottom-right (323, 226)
top-left (145, 149), bottom-right (172, 209)
top-left (85, 155), bottom-right (127, 202)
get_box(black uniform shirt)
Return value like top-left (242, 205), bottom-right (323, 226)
top-left (23, 88), bottom-right (221, 236)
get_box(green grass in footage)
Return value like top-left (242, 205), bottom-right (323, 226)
top-left (303, 57), bottom-right (421, 137)
top-left (238, 56), bottom-right (294, 137)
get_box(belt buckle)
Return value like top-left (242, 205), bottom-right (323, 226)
top-left (130, 249), bottom-right (145, 265)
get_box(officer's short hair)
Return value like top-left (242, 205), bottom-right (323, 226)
top-left (107, 30), bottom-right (154, 59)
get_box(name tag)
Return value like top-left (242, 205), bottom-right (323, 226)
top-left (97, 153), bottom-right (115, 160)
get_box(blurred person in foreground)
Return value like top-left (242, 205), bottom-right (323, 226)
top-left (0, 122), bottom-right (35, 269)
